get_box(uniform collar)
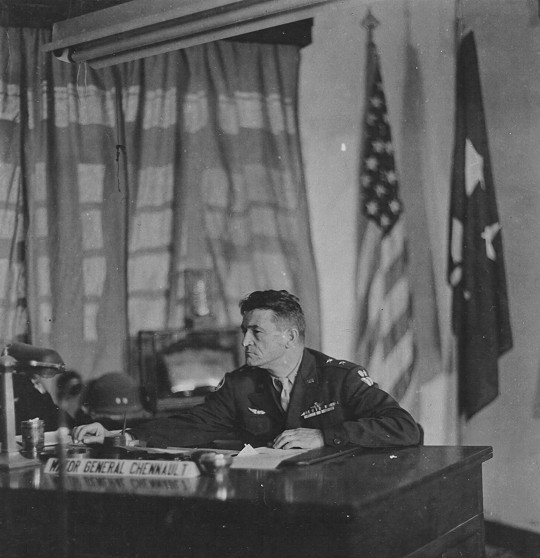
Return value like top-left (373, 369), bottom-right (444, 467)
top-left (247, 349), bottom-right (319, 422)
top-left (296, 349), bottom-right (319, 385)
top-left (269, 351), bottom-right (302, 390)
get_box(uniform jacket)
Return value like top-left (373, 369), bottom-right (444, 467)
top-left (13, 375), bottom-right (85, 434)
top-left (13, 375), bottom-right (61, 434)
top-left (133, 348), bottom-right (421, 448)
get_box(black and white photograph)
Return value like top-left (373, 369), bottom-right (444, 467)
top-left (0, 0), bottom-right (538, 556)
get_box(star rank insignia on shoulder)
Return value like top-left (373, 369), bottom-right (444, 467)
top-left (321, 355), bottom-right (375, 384)
top-left (323, 357), bottom-right (354, 368)
top-left (323, 357), bottom-right (359, 371)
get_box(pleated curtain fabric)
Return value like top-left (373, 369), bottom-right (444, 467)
top-left (0, 28), bottom-right (320, 380)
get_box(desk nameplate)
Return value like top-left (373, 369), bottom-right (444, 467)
top-left (44, 457), bottom-right (200, 478)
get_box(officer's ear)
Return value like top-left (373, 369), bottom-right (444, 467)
top-left (284, 327), bottom-right (299, 347)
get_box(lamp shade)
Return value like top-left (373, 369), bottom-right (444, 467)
top-left (0, 343), bottom-right (65, 378)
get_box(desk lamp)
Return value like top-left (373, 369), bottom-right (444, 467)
top-left (0, 342), bottom-right (65, 469)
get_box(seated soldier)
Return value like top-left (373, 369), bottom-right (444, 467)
top-left (74, 290), bottom-right (421, 450)
top-left (14, 369), bottom-right (86, 434)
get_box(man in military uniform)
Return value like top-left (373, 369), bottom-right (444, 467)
top-left (73, 290), bottom-right (421, 449)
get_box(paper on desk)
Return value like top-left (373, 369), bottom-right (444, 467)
top-left (122, 445), bottom-right (239, 457)
top-left (236, 444), bottom-right (258, 457)
top-left (231, 444), bottom-right (308, 470)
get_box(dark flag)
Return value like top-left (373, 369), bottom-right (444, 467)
top-left (448, 30), bottom-right (513, 418)
top-left (356, 14), bottom-right (415, 405)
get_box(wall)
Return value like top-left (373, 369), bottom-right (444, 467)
top-left (300, 0), bottom-right (540, 535)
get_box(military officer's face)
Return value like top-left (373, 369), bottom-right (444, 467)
top-left (241, 309), bottom-right (290, 372)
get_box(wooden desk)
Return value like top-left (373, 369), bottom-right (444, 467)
top-left (0, 445), bottom-right (492, 558)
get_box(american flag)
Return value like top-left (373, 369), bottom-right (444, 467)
top-left (355, 23), bottom-right (415, 403)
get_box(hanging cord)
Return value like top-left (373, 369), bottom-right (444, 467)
top-left (115, 82), bottom-right (126, 193)
top-left (114, 79), bottom-right (131, 372)
top-left (3, 28), bottom-right (11, 78)
top-left (115, 142), bottom-right (126, 193)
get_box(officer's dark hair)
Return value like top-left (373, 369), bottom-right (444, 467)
top-left (239, 290), bottom-right (306, 340)
top-left (56, 369), bottom-right (84, 400)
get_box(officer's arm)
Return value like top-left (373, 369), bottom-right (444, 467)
top-left (322, 369), bottom-right (421, 448)
top-left (131, 373), bottom-right (238, 447)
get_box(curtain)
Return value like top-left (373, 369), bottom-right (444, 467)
top-left (0, 28), bottom-right (320, 381)
top-left (0, 28), bottom-right (28, 344)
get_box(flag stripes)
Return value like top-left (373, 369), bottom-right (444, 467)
top-left (355, 24), bottom-right (415, 402)
top-left (357, 221), bottom-right (414, 399)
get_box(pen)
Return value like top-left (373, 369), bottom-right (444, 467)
top-left (120, 411), bottom-right (127, 445)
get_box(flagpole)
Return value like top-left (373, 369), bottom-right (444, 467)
top-left (362, 9), bottom-right (379, 41)
top-left (114, 78), bottom-right (131, 374)
top-left (360, 9), bottom-right (380, 149)
top-left (450, 0), bottom-right (465, 447)
top-left (354, 9), bottom-right (379, 294)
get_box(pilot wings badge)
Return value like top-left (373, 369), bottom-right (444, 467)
top-left (248, 407), bottom-right (266, 415)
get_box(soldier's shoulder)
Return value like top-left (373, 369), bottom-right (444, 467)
top-left (311, 349), bottom-right (366, 372)
top-left (309, 349), bottom-right (374, 385)
top-left (230, 363), bottom-right (250, 374)
top-left (213, 364), bottom-right (257, 391)
top-left (226, 364), bottom-right (265, 380)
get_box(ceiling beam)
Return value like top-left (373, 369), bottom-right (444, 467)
top-left (42, 0), bottom-right (329, 68)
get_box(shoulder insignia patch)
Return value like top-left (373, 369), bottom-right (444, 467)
top-left (214, 376), bottom-right (226, 391)
top-left (356, 367), bottom-right (374, 386)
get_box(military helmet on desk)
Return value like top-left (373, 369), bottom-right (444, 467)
top-left (83, 372), bottom-right (145, 420)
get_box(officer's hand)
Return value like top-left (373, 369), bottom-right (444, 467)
top-left (272, 428), bottom-right (324, 450)
top-left (72, 422), bottom-right (112, 445)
